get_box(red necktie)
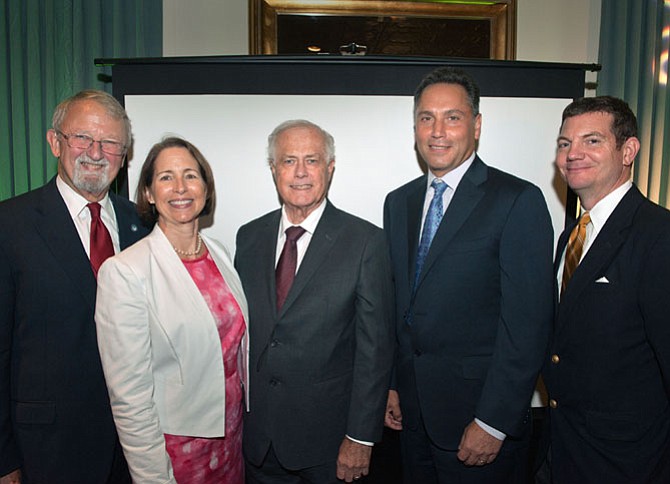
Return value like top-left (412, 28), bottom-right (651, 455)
top-left (87, 202), bottom-right (115, 277)
top-left (276, 226), bottom-right (306, 310)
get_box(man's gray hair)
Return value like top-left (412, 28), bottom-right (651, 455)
top-left (51, 89), bottom-right (132, 147)
top-left (267, 119), bottom-right (335, 165)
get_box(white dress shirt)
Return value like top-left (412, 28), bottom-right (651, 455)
top-left (419, 152), bottom-right (475, 235)
top-left (557, 181), bottom-right (632, 295)
top-left (274, 199), bottom-right (327, 270)
top-left (56, 175), bottom-right (120, 256)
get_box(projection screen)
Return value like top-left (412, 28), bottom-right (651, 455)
top-left (124, 94), bottom-right (570, 252)
top-left (104, 56), bottom-right (593, 407)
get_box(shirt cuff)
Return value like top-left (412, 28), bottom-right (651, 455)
top-left (474, 418), bottom-right (506, 441)
top-left (346, 435), bottom-right (374, 446)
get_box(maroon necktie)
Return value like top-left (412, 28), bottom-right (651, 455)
top-left (87, 202), bottom-right (115, 277)
top-left (276, 226), bottom-right (306, 310)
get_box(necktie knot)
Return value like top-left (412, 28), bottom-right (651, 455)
top-left (578, 211), bottom-right (591, 228)
top-left (285, 225), bottom-right (306, 242)
top-left (87, 202), bottom-right (102, 218)
top-left (432, 179), bottom-right (448, 197)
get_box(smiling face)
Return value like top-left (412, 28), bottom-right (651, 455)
top-left (556, 111), bottom-right (639, 210)
top-left (47, 99), bottom-right (127, 202)
top-left (414, 82), bottom-right (481, 178)
top-left (145, 147), bottom-right (207, 233)
top-left (270, 126), bottom-right (335, 224)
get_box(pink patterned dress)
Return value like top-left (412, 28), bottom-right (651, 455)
top-left (164, 250), bottom-right (246, 483)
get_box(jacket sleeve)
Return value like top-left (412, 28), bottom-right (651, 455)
top-left (346, 228), bottom-right (396, 442)
top-left (0, 238), bottom-right (21, 477)
top-left (95, 256), bottom-right (177, 484)
top-left (475, 184), bottom-right (554, 436)
top-left (640, 222), bottom-right (670, 397)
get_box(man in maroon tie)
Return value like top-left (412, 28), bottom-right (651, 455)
top-left (0, 90), bottom-right (149, 483)
top-left (235, 120), bottom-right (395, 483)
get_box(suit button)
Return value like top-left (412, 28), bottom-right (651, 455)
top-left (549, 399), bottom-right (558, 408)
top-left (414, 349), bottom-right (422, 356)
top-left (270, 378), bottom-right (279, 387)
top-left (270, 340), bottom-right (279, 348)
top-left (551, 354), bottom-right (560, 364)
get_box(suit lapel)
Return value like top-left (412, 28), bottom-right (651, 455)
top-left (279, 202), bottom-right (339, 316)
top-left (558, 187), bottom-right (643, 316)
top-left (415, 157), bottom-right (487, 289)
top-left (260, 211), bottom-right (282, 315)
top-left (406, 179), bottom-right (426, 287)
top-left (110, 192), bottom-right (143, 249)
top-left (33, 180), bottom-right (97, 308)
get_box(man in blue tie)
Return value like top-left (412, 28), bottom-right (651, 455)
top-left (383, 66), bottom-right (554, 483)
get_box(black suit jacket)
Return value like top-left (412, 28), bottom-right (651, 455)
top-left (235, 201), bottom-right (395, 470)
top-left (0, 178), bottom-right (149, 483)
top-left (384, 156), bottom-right (554, 449)
top-left (544, 185), bottom-right (670, 483)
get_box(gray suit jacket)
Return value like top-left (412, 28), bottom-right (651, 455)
top-left (235, 201), bottom-right (395, 469)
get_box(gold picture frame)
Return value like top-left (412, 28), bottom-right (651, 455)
top-left (249, 0), bottom-right (516, 59)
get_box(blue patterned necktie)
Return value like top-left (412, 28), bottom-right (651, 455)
top-left (413, 179), bottom-right (448, 290)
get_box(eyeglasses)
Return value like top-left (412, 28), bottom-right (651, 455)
top-left (56, 130), bottom-right (126, 156)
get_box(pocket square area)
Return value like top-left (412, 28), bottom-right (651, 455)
top-left (595, 276), bottom-right (610, 283)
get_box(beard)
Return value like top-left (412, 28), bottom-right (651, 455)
top-left (72, 154), bottom-right (111, 195)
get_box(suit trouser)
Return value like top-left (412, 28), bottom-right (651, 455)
top-left (400, 410), bottom-right (529, 484)
top-left (245, 444), bottom-right (339, 484)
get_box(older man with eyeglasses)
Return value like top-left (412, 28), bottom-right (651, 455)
top-left (0, 90), bottom-right (149, 484)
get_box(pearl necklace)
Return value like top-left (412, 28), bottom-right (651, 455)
top-left (173, 233), bottom-right (203, 257)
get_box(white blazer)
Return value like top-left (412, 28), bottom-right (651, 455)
top-left (95, 226), bottom-right (249, 484)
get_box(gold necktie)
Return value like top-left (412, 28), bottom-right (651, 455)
top-left (561, 212), bottom-right (590, 294)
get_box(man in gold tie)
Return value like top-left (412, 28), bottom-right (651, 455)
top-left (0, 90), bottom-right (148, 483)
top-left (543, 96), bottom-right (670, 483)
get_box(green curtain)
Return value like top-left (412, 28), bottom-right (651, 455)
top-left (598, 0), bottom-right (670, 208)
top-left (0, 0), bottom-right (162, 201)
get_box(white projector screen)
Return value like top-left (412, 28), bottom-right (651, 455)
top-left (124, 94), bottom-right (569, 253)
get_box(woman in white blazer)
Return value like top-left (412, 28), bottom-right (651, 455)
top-left (95, 137), bottom-right (249, 484)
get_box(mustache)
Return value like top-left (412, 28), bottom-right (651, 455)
top-left (76, 154), bottom-right (109, 167)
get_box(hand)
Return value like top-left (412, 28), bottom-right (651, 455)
top-left (457, 420), bottom-right (503, 467)
top-left (336, 438), bottom-right (372, 482)
top-left (384, 390), bottom-right (403, 430)
top-left (0, 469), bottom-right (21, 484)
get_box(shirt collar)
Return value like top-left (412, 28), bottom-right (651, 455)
top-left (426, 151), bottom-right (476, 190)
top-left (585, 181), bottom-right (632, 232)
top-left (56, 174), bottom-right (113, 219)
top-left (280, 198), bottom-right (327, 235)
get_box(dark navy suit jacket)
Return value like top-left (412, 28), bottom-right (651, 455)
top-left (544, 185), bottom-right (670, 483)
top-left (384, 156), bottom-right (554, 449)
top-left (0, 178), bottom-right (149, 483)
